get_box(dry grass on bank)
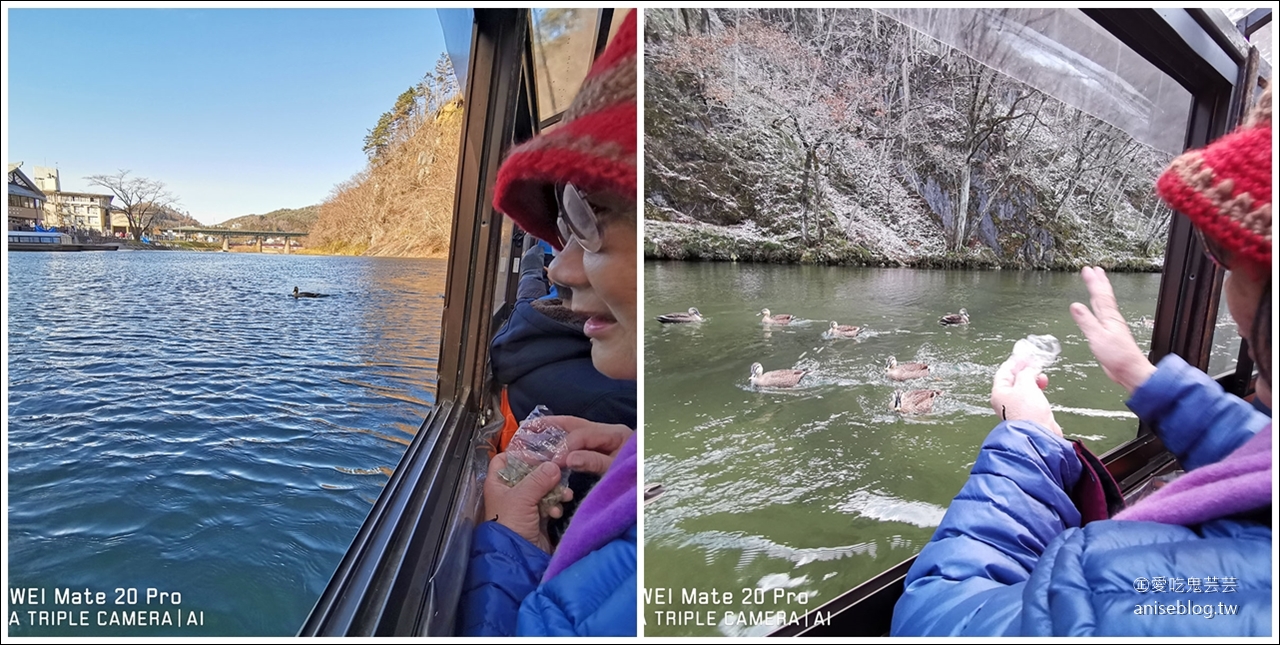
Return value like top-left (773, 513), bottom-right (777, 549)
top-left (307, 100), bottom-right (463, 259)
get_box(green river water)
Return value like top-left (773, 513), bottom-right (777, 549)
top-left (641, 261), bottom-right (1240, 637)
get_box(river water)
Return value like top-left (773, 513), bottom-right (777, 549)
top-left (642, 261), bottom-right (1241, 637)
top-left (6, 250), bottom-right (444, 636)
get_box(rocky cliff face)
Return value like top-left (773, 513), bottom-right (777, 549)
top-left (644, 8), bottom-right (1173, 270)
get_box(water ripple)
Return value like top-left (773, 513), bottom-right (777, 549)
top-left (7, 251), bottom-right (443, 636)
top-left (643, 262), bottom-right (1207, 636)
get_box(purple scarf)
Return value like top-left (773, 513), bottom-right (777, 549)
top-left (1116, 426), bottom-right (1272, 525)
top-left (543, 434), bottom-right (637, 581)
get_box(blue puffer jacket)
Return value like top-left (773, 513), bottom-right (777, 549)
top-left (893, 355), bottom-right (1272, 636)
top-left (459, 433), bottom-right (638, 636)
top-left (458, 521), bottom-right (636, 636)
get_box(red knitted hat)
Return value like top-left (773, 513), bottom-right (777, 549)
top-left (1156, 83), bottom-right (1272, 272)
top-left (493, 10), bottom-right (637, 250)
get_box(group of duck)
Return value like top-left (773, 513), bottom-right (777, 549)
top-left (656, 306), bottom-right (972, 415)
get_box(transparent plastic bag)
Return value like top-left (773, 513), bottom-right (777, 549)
top-left (1124, 470), bottom-right (1185, 506)
top-left (496, 405), bottom-right (571, 513)
top-left (1001, 334), bottom-right (1061, 374)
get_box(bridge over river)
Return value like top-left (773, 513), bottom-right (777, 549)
top-left (171, 227), bottom-right (307, 253)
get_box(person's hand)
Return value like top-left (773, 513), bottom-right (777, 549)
top-left (542, 415), bottom-right (634, 476)
top-left (991, 356), bottom-right (1062, 436)
top-left (483, 453), bottom-right (571, 554)
top-left (1069, 266), bottom-right (1157, 396)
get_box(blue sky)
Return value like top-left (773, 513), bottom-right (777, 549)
top-left (5, 8), bottom-right (450, 224)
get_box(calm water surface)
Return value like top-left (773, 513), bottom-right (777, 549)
top-left (7, 250), bottom-right (444, 636)
top-left (642, 261), bottom-right (1240, 637)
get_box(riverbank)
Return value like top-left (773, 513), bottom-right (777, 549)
top-left (139, 241), bottom-right (447, 259)
top-left (644, 220), bottom-right (1163, 273)
top-left (295, 240), bottom-right (449, 259)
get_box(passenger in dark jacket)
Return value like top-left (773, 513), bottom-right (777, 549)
top-left (489, 240), bottom-right (635, 545)
top-left (490, 241), bottom-right (636, 429)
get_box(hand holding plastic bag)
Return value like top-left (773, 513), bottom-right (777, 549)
top-left (540, 415), bottom-right (634, 475)
top-left (483, 406), bottom-right (574, 553)
top-left (991, 335), bottom-right (1062, 436)
top-left (497, 406), bottom-right (573, 513)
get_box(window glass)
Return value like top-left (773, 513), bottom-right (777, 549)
top-left (1251, 17), bottom-right (1274, 66)
top-left (1207, 284), bottom-right (1245, 377)
top-left (492, 215), bottom-right (516, 315)
top-left (437, 8), bottom-right (474, 92)
top-left (530, 8), bottom-right (600, 120)
top-left (607, 8), bottom-right (630, 47)
top-left (879, 8), bottom-right (1192, 155)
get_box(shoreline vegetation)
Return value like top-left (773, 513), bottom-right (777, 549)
top-left (144, 239), bottom-right (448, 259)
top-left (644, 219), bottom-right (1162, 273)
top-left (303, 56), bottom-right (462, 260)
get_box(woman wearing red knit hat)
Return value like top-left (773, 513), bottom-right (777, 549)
top-left (458, 10), bottom-right (638, 637)
top-left (893, 85), bottom-right (1272, 636)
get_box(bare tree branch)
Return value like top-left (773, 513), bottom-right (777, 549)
top-left (84, 170), bottom-right (179, 241)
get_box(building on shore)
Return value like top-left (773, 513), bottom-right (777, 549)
top-left (7, 163), bottom-right (47, 230)
top-left (110, 208), bottom-right (132, 237)
top-left (33, 167), bottom-right (115, 234)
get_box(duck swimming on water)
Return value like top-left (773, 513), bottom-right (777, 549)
top-left (938, 308), bottom-right (969, 326)
top-left (759, 308), bottom-right (794, 325)
top-left (886, 356), bottom-right (930, 381)
top-left (644, 483), bottom-right (666, 505)
top-left (656, 307), bottom-right (704, 324)
top-left (293, 286), bottom-right (330, 298)
top-left (894, 389), bottom-right (942, 415)
top-left (749, 362), bottom-right (808, 388)
top-left (824, 321), bottom-right (861, 338)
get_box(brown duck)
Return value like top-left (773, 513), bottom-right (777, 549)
top-left (749, 362), bottom-right (808, 388)
top-left (759, 308), bottom-right (794, 325)
top-left (825, 321), bottom-right (861, 338)
top-left (293, 286), bottom-right (330, 298)
top-left (886, 356), bottom-right (930, 381)
top-left (657, 307), bottom-right (704, 324)
top-left (644, 482), bottom-right (665, 505)
top-left (938, 308), bottom-right (969, 326)
top-left (894, 389), bottom-right (942, 415)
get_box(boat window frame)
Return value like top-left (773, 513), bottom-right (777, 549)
top-left (1087, 7), bottom-right (1261, 477)
top-left (301, 8), bottom-right (617, 636)
top-left (301, 10), bottom-right (531, 636)
top-left (772, 7), bottom-right (1263, 636)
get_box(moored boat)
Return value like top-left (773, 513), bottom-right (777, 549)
top-left (8, 230), bottom-right (120, 252)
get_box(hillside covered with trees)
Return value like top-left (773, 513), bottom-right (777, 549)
top-left (154, 209), bottom-right (202, 230)
top-left (217, 206), bottom-right (318, 233)
top-left (644, 8), bottom-right (1178, 270)
top-left (306, 54), bottom-right (462, 257)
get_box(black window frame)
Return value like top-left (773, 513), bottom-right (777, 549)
top-left (300, 8), bottom-right (619, 636)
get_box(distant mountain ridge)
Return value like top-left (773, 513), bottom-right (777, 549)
top-left (215, 205), bottom-right (319, 232)
top-left (154, 210), bottom-right (203, 230)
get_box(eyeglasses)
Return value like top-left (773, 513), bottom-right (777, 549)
top-left (555, 183), bottom-right (604, 253)
top-left (1195, 228), bottom-right (1232, 270)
